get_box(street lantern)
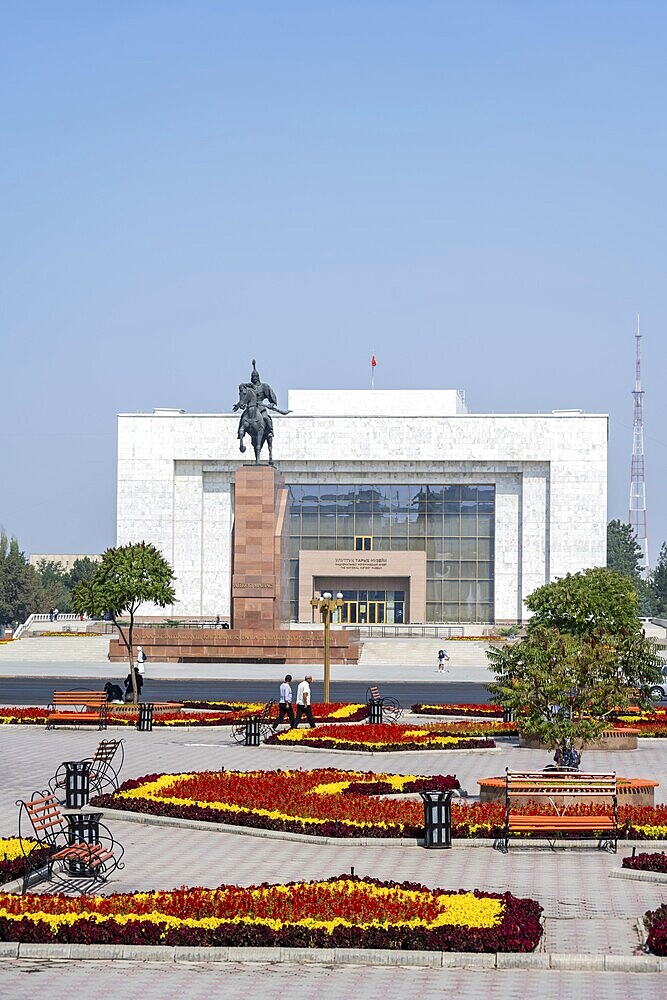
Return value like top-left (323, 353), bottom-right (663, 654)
top-left (310, 591), bottom-right (344, 704)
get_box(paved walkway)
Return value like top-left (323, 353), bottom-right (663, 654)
top-left (1, 709), bottom-right (666, 993)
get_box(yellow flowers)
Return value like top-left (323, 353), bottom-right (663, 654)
top-left (0, 838), bottom-right (39, 862)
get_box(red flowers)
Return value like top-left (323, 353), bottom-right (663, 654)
top-left (645, 903), bottom-right (667, 955)
top-left (94, 768), bottom-right (459, 838)
top-left (265, 723), bottom-right (496, 752)
top-left (0, 875), bottom-right (544, 952)
top-left (622, 852), bottom-right (667, 873)
top-left (411, 704), bottom-right (503, 717)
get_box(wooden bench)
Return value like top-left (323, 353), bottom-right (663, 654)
top-left (503, 769), bottom-right (619, 853)
top-left (16, 790), bottom-right (124, 892)
top-left (46, 691), bottom-right (107, 730)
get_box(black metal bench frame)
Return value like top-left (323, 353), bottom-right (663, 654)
top-left (232, 699), bottom-right (276, 743)
top-left (49, 738), bottom-right (125, 801)
top-left (366, 685), bottom-right (403, 724)
top-left (17, 789), bottom-right (124, 893)
top-left (500, 768), bottom-right (619, 853)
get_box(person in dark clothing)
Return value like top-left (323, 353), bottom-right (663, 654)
top-left (124, 668), bottom-right (144, 702)
top-left (272, 674), bottom-right (295, 730)
top-left (104, 681), bottom-right (124, 703)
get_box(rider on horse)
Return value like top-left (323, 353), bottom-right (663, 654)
top-left (233, 361), bottom-right (290, 461)
top-left (233, 360), bottom-right (277, 448)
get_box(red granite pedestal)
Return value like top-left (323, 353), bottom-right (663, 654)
top-left (231, 464), bottom-right (290, 630)
top-left (109, 465), bottom-right (360, 665)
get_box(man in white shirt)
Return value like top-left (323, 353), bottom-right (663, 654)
top-left (294, 675), bottom-right (316, 728)
top-left (136, 645), bottom-right (147, 675)
top-left (272, 674), bottom-right (295, 730)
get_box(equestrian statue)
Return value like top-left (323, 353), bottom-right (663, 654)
top-left (232, 360), bottom-right (290, 464)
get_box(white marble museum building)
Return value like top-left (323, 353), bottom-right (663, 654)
top-left (116, 389), bottom-right (607, 625)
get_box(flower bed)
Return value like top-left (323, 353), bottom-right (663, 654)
top-left (0, 838), bottom-right (51, 887)
top-left (622, 852), bottom-right (667, 873)
top-left (182, 701), bottom-right (369, 722)
top-left (0, 875), bottom-right (543, 952)
top-left (446, 801), bottom-right (667, 840)
top-left (265, 723), bottom-right (496, 752)
top-left (0, 707), bottom-right (241, 728)
top-left (411, 703), bottom-right (503, 718)
top-left (94, 768), bottom-right (458, 838)
top-left (0, 703), bottom-right (368, 727)
top-left (644, 903), bottom-right (667, 955)
top-left (93, 768), bottom-right (667, 840)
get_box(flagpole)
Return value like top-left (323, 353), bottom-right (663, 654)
top-left (371, 352), bottom-right (375, 390)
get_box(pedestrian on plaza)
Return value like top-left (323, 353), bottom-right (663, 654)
top-left (272, 673), bottom-right (295, 730)
top-left (49, 608), bottom-right (54, 622)
top-left (124, 667), bottom-right (144, 702)
top-left (294, 675), bottom-right (316, 728)
top-left (136, 645), bottom-right (147, 675)
top-left (53, 607), bottom-right (59, 622)
top-left (437, 648), bottom-right (450, 673)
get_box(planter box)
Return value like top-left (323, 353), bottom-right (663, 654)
top-left (518, 728), bottom-right (639, 751)
top-left (478, 776), bottom-right (658, 808)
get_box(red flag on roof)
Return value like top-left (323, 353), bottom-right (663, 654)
top-left (371, 354), bottom-right (377, 367)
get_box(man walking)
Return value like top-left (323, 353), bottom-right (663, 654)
top-left (294, 675), bottom-right (316, 729)
top-left (272, 674), bottom-right (295, 730)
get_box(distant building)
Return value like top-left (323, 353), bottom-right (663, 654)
top-left (117, 389), bottom-right (607, 624)
top-left (29, 554), bottom-right (101, 572)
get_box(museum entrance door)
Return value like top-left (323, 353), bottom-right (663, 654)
top-left (339, 593), bottom-right (400, 624)
top-left (342, 600), bottom-right (386, 625)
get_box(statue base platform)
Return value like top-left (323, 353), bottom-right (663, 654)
top-left (109, 627), bottom-right (361, 665)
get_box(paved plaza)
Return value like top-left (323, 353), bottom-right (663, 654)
top-left (1, 691), bottom-right (667, 995)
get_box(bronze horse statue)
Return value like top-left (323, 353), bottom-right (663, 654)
top-left (237, 382), bottom-right (274, 464)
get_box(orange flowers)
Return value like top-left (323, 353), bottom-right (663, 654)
top-left (0, 875), bottom-right (544, 952)
top-left (95, 768), bottom-right (459, 838)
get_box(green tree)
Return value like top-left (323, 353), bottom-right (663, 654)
top-left (72, 542), bottom-right (176, 703)
top-left (66, 557), bottom-right (99, 590)
top-left (487, 625), bottom-right (662, 756)
top-left (651, 543), bottom-right (667, 616)
top-left (35, 560), bottom-right (73, 614)
top-left (488, 567), bottom-right (662, 760)
top-left (607, 520), bottom-right (643, 578)
top-left (525, 566), bottom-right (642, 638)
top-left (606, 520), bottom-right (655, 616)
top-left (0, 531), bottom-right (44, 627)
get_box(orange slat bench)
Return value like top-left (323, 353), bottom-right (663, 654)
top-left (46, 691), bottom-right (107, 730)
top-left (502, 769), bottom-right (618, 853)
top-left (17, 791), bottom-right (124, 892)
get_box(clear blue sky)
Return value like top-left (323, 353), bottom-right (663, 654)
top-left (2, 1), bottom-right (666, 564)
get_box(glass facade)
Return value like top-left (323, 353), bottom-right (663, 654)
top-left (288, 483), bottom-right (495, 623)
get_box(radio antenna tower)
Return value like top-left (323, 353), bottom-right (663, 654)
top-left (628, 317), bottom-right (650, 578)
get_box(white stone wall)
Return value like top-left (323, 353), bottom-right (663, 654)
top-left (116, 406), bottom-right (607, 621)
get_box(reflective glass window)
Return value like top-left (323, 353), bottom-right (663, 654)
top-left (285, 481), bottom-right (495, 624)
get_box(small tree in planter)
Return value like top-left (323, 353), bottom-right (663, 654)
top-left (487, 568), bottom-right (662, 763)
top-left (73, 543), bottom-right (176, 703)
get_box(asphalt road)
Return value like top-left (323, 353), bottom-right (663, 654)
top-left (1, 677), bottom-right (491, 707)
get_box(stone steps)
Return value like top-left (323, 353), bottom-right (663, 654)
top-left (358, 638), bottom-right (493, 667)
top-left (0, 636), bottom-right (110, 662)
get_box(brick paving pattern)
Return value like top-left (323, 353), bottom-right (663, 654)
top-left (2, 715), bottom-right (667, 993)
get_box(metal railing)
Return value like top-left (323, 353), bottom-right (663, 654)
top-left (342, 624), bottom-right (465, 639)
top-left (13, 613), bottom-right (85, 641)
